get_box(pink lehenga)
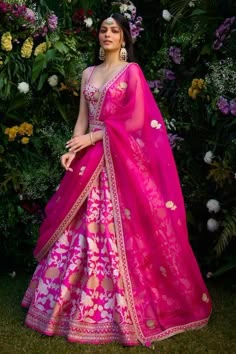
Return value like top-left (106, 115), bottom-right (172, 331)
top-left (22, 63), bottom-right (212, 346)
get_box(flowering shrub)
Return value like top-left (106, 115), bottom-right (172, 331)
top-left (144, 0), bottom-right (236, 275)
top-left (1, 0), bottom-right (235, 277)
top-left (0, 0), bottom-right (144, 270)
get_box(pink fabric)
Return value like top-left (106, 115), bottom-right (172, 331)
top-left (22, 168), bottom-right (138, 345)
top-left (30, 63), bottom-right (211, 345)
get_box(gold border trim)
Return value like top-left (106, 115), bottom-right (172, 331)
top-left (36, 155), bottom-right (104, 261)
top-left (103, 131), bottom-right (211, 345)
top-left (95, 63), bottom-right (131, 120)
top-left (103, 130), bottom-right (143, 342)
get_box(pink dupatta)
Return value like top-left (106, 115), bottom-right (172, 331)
top-left (34, 63), bottom-right (211, 345)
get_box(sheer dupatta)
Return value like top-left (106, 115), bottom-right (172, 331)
top-left (34, 63), bottom-right (211, 345)
top-left (100, 63), bottom-right (211, 344)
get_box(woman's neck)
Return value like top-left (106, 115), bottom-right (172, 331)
top-left (101, 51), bottom-right (126, 68)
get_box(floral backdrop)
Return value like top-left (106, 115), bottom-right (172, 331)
top-left (0, 0), bottom-right (235, 277)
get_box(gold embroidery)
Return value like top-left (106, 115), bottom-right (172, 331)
top-left (146, 319), bottom-right (156, 329)
top-left (69, 271), bottom-right (82, 285)
top-left (124, 208), bottom-right (131, 219)
top-left (102, 277), bottom-right (114, 291)
top-left (79, 166), bottom-right (86, 176)
top-left (150, 120), bottom-right (162, 129)
top-left (45, 267), bottom-right (60, 279)
top-left (108, 222), bottom-right (115, 234)
top-left (87, 276), bottom-right (99, 289)
top-left (165, 200), bottom-right (177, 210)
top-left (117, 81), bottom-right (128, 90)
top-left (202, 293), bottom-right (210, 303)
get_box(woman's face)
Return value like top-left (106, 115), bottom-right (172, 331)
top-left (99, 18), bottom-right (123, 52)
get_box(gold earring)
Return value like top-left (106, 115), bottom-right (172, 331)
top-left (99, 47), bottom-right (105, 61)
top-left (120, 42), bottom-right (128, 62)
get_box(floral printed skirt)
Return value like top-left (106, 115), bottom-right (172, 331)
top-left (22, 167), bottom-right (139, 345)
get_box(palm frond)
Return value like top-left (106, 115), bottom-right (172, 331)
top-left (214, 209), bottom-right (236, 256)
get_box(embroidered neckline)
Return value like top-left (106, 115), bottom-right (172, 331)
top-left (88, 63), bottom-right (131, 91)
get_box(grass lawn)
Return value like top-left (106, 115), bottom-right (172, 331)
top-left (0, 272), bottom-right (235, 354)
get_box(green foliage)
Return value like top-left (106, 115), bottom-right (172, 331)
top-left (145, 0), bottom-right (236, 275)
top-left (0, 0), bottom-right (236, 277)
top-left (215, 208), bottom-right (236, 256)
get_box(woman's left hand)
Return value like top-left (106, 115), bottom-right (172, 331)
top-left (65, 134), bottom-right (92, 153)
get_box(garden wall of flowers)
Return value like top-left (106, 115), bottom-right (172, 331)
top-left (0, 0), bottom-right (235, 276)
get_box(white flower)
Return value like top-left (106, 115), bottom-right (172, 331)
top-left (206, 272), bottom-right (213, 278)
top-left (48, 74), bottom-right (58, 87)
top-left (153, 88), bottom-right (160, 94)
top-left (162, 9), bottom-right (172, 22)
top-left (9, 271), bottom-right (16, 278)
top-left (17, 82), bottom-right (29, 94)
top-left (124, 12), bottom-right (131, 20)
top-left (204, 151), bottom-right (214, 164)
top-left (151, 120), bottom-right (162, 129)
top-left (207, 218), bottom-right (219, 232)
top-left (84, 17), bottom-right (93, 28)
top-left (188, 1), bottom-right (196, 7)
top-left (206, 199), bottom-right (221, 213)
top-left (127, 4), bottom-right (136, 13)
top-left (120, 4), bottom-right (128, 13)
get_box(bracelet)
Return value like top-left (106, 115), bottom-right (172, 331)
top-left (89, 131), bottom-right (95, 145)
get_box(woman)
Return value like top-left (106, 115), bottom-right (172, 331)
top-left (22, 13), bottom-right (212, 346)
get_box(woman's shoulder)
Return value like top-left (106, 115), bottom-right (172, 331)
top-left (126, 62), bottom-right (144, 79)
top-left (127, 62), bottom-right (142, 73)
top-left (82, 66), bottom-right (95, 81)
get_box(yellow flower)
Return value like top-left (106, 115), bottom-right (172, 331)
top-left (34, 42), bottom-right (49, 56)
top-left (19, 122), bottom-right (33, 136)
top-left (197, 79), bottom-right (205, 89)
top-left (21, 137), bottom-right (29, 144)
top-left (4, 127), bottom-right (10, 135)
top-left (21, 37), bottom-right (34, 58)
top-left (7, 126), bottom-right (19, 141)
top-left (1, 32), bottom-right (13, 51)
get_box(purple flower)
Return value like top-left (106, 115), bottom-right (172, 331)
top-left (213, 39), bottom-right (223, 50)
top-left (213, 16), bottom-right (236, 50)
top-left (24, 8), bottom-right (36, 24)
top-left (169, 46), bottom-right (182, 64)
top-left (147, 80), bottom-right (163, 90)
top-left (230, 99), bottom-right (236, 116)
top-left (48, 13), bottom-right (58, 31)
top-left (217, 96), bottom-right (230, 115)
top-left (168, 133), bottom-right (184, 148)
top-left (164, 69), bottom-right (176, 80)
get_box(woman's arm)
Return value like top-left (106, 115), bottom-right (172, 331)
top-left (72, 68), bottom-right (89, 137)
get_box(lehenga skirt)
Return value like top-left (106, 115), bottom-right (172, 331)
top-left (22, 167), bottom-right (139, 345)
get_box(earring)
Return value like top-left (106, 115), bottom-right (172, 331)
top-left (120, 42), bottom-right (128, 62)
top-left (99, 47), bottom-right (105, 61)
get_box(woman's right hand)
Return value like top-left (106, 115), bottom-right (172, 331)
top-left (60, 152), bottom-right (76, 172)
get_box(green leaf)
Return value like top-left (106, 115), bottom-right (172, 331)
top-left (32, 54), bottom-right (47, 82)
top-left (37, 72), bottom-right (48, 91)
top-left (45, 49), bottom-right (57, 61)
top-left (54, 41), bottom-right (69, 54)
top-left (7, 96), bottom-right (26, 112)
top-left (190, 9), bottom-right (207, 16)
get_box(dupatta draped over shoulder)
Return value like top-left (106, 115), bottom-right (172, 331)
top-left (34, 63), bottom-right (211, 345)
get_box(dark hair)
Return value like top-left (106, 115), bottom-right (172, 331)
top-left (94, 13), bottom-right (135, 64)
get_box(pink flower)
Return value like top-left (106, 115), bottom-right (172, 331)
top-left (48, 13), bottom-right (58, 31)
